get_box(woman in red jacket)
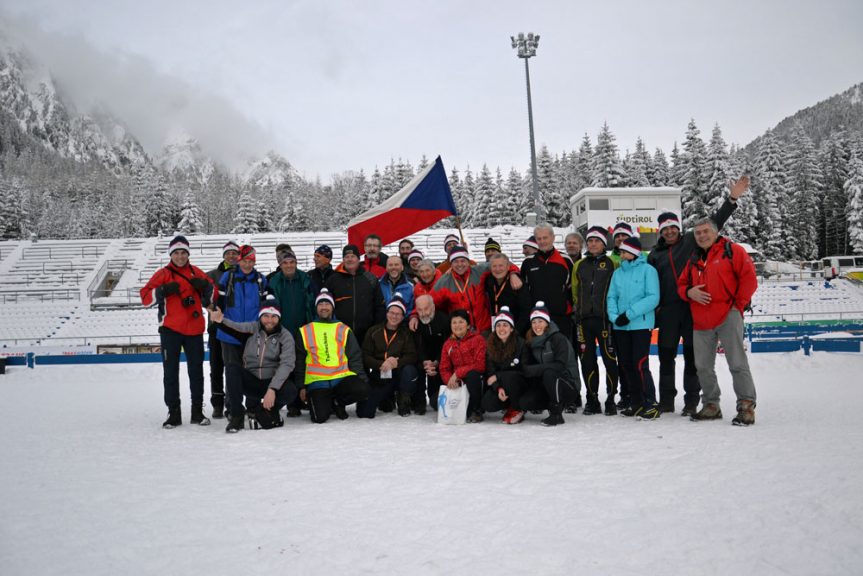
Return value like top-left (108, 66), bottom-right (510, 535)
top-left (141, 235), bottom-right (216, 429)
top-left (438, 309), bottom-right (487, 423)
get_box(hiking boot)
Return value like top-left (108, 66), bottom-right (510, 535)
top-left (616, 396), bottom-right (630, 410)
top-left (211, 394), bottom-right (225, 419)
top-left (502, 408), bottom-right (525, 425)
top-left (397, 392), bottom-right (412, 417)
top-left (658, 401), bottom-right (675, 414)
top-left (467, 411), bottom-right (484, 423)
top-left (333, 399), bottom-right (349, 420)
top-left (286, 405), bottom-right (302, 417)
top-left (162, 408), bottom-right (182, 429)
top-left (604, 401), bottom-right (618, 416)
top-left (225, 415), bottom-right (244, 433)
top-left (637, 405), bottom-right (661, 420)
top-left (582, 398), bottom-right (601, 415)
top-left (691, 403), bottom-right (723, 421)
top-left (191, 405), bottom-right (211, 426)
top-left (732, 400), bottom-right (755, 426)
top-left (681, 404), bottom-right (698, 417)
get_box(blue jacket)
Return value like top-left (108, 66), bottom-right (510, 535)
top-left (606, 254), bottom-right (660, 331)
top-left (217, 268), bottom-right (268, 345)
top-left (379, 273), bottom-right (415, 317)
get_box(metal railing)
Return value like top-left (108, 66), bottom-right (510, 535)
top-left (21, 244), bottom-right (106, 260)
top-left (747, 310), bottom-right (863, 322)
top-left (0, 289), bottom-right (80, 303)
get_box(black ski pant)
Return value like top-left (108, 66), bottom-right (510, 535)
top-left (233, 371), bottom-right (298, 413)
top-left (207, 323), bottom-right (225, 405)
top-left (307, 376), bottom-right (371, 424)
top-left (576, 316), bottom-right (619, 402)
top-left (656, 302), bottom-right (701, 408)
top-left (615, 329), bottom-right (656, 409)
top-left (482, 371), bottom-right (532, 412)
top-left (413, 370), bottom-right (443, 411)
top-left (450, 370), bottom-right (484, 415)
top-left (221, 341), bottom-right (245, 415)
top-left (613, 328), bottom-right (630, 403)
top-left (356, 365), bottom-right (419, 418)
top-left (159, 327), bottom-right (205, 410)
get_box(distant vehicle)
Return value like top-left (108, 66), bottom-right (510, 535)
top-left (822, 255), bottom-right (863, 280)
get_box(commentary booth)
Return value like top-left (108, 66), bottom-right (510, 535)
top-left (569, 187), bottom-right (682, 250)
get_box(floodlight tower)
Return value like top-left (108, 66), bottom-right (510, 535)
top-left (511, 32), bottom-right (544, 221)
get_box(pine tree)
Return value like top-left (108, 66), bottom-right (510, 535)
top-left (722, 146), bottom-right (758, 244)
top-left (461, 167), bottom-right (476, 224)
top-left (820, 131), bottom-right (851, 255)
top-left (651, 148), bottom-right (669, 186)
top-left (471, 164), bottom-right (495, 227)
top-left (145, 176), bottom-right (178, 237)
top-left (669, 142), bottom-right (685, 187)
top-left (751, 129), bottom-right (786, 259)
top-left (538, 146), bottom-right (565, 225)
top-left (489, 167), bottom-right (507, 227)
top-left (232, 190), bottom-right (259, 234)
top-left (506, 167), bottom-right (526, 225)
top-left (786, 123), bottom-right (823, 259)
top-left (177, 189), bottom-right (203, 234)
top-left (591, 122), bottom-right (627, 187)
top-left (572, 134), bottom-right (593, 193)
top-left (680, 120), bottom-right (709, 229)
top-left (846, 151), bottom-right (863, 254)
top-left (627, 137), bottom-right (651, 187)
top-left (705, 125), bottom-right (731, 215)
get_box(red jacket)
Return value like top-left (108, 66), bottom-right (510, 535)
top-left (362, 255), bottom-right (388, 279)
top-left (413, 269), bottom-right (442, 300)
top-left (439, 330), bottom-right (487, 383)
top-left (431, 267), bottom-right (491, 332)
top-left (677, 237), bottom-right (757, 330)
top-left (140, 263), bottom-right (216, 336)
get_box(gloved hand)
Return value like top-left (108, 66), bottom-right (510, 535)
top-left (615, 313), bottom-right (630, 327)
top-left (190, 277), bottom-right (209, 293)
top-left (162, 282), bottom-right (181, 295)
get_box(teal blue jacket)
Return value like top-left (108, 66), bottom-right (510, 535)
top-left (606, 253), bottom-right (660, 331)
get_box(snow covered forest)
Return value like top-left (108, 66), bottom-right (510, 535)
top-left (2, 37), bottom-right (863, 259)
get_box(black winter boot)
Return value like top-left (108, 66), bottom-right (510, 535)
top-left (333, 399), bottom-right (349, 420)
top-left (191, 405), bottom-right (211, 426)
top-left (225, 415), bottom-right (244, 433)
top-left (583, 396), bottom-right (601, 415)
top-left (397, 392), bottom-right (412, 417)
top-left (541, 404), bottom-right (565, 426)
top-left (162, 407), bottom-right (182, 429)
top-left (211, 394), bottom-right (225, 419)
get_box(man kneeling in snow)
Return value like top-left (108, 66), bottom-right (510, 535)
top-left (210, 299), bottom-right (297, 433)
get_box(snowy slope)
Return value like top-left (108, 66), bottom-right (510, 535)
top-left (1, 353), bottom-right (861, 575)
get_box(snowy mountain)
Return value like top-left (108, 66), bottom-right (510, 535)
top-left (156, 132), bottom-right (215, 187)
top-left (242, 150), bottom-right (296, 188)
top-left (746, 82), bottom-right (863, 153)
top-left (0, 40), bottom-right (149, 174)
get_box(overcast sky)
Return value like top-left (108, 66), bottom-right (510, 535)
top-left (2, 0), bottom-right (862, 178)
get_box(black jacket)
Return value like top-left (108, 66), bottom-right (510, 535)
top-left (522, 324), bottom-right (578, 381)
top-left (324, 265), bottom-right (386, 345)
top-left (520, 248), bottom-right (573, 318)
top-left (308, 264), bottom-right (334, 296)
top-left (483, 272), bottom-right (533, 336)
top-left (648, 198), bottom-right (737, 309)
top-left (572, 253), bottom-right (617, 321)
top-left (485, 334), bottom-right (530, 383)
top-left (413, 310), bottom-right (451, 364)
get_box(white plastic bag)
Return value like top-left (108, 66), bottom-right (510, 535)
top-left (437, 384), bottom-right (469, 425)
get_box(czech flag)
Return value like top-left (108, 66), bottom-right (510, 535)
top-left (347, 156), bottom-right (458, 251)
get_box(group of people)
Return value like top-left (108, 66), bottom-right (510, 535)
top-left (141, 175), bottom-right (759, 432)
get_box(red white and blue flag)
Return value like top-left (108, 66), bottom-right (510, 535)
top-left (347, 156), bottom-right (458, 251)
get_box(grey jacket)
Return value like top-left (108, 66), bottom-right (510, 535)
top-left (220, 317), bottom-right (296, 389)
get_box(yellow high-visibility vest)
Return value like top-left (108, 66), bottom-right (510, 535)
top-left (300, 321), bottom-right (356, 384)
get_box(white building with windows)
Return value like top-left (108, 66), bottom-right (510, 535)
top-left (569, 187), bottom-right (682, 249)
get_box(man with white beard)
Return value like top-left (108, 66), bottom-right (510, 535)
top-left (410, 294), bottom-right (451, 413)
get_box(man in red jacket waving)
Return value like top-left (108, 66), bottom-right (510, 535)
top-left (141, 235), bottom-right (216, 429)
top-left (678, 217), bottom-right (758, 426)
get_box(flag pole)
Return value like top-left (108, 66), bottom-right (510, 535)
top-left (455, 215), bottom-right (466, 246)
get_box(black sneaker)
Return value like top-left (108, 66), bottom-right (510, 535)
top-left (191, 405), bottom-right (211, 426)
top-left (225, 415), bottom-right (244, 433)
top-left (638, 406), bottom-right (661, 420)
top-left (604, 401), bottom-right (618, 416)
top-left (582, 399), bottom-right (601, 415)
top-left (541, 412), bottom-right (565, 426)
top-left (621, 406), bottom-right (642, 418)
top-left (211, 394), bottom-right (225, 419)
top-left (162, 408), bottom-right (182, 429)
top-left (333, 399), bottom-right (349, 420)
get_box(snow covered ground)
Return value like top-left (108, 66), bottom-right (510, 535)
top-left (2, 352), bottom-right (862, 576)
